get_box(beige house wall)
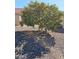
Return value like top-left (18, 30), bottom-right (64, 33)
top-left (15, 14), bottom-right (21, 26)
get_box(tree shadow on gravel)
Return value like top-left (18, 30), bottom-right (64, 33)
top-left (15, 31), bottom-right (55, 59)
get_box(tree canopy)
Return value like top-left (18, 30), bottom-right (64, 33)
top-left (22, 1), bottom-right (64, 31)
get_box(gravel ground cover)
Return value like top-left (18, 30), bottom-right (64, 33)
top-left (15, 31), bottom-right (64, 59)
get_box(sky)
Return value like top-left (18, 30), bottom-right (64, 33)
top-left (15, 0), bottom-right (64, 11)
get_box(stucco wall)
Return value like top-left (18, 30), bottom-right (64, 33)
top-left (15, 14), bottom-right (20, 26)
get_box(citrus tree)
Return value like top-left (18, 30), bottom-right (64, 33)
top-left (22, 1), bottom-right (64, 31)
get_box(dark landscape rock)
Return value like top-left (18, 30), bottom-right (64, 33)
top-left (55, 26), bottom-right (64, 33)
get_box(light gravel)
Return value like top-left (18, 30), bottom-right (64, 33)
top-left (36, 32), bottom-right (64, 59)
